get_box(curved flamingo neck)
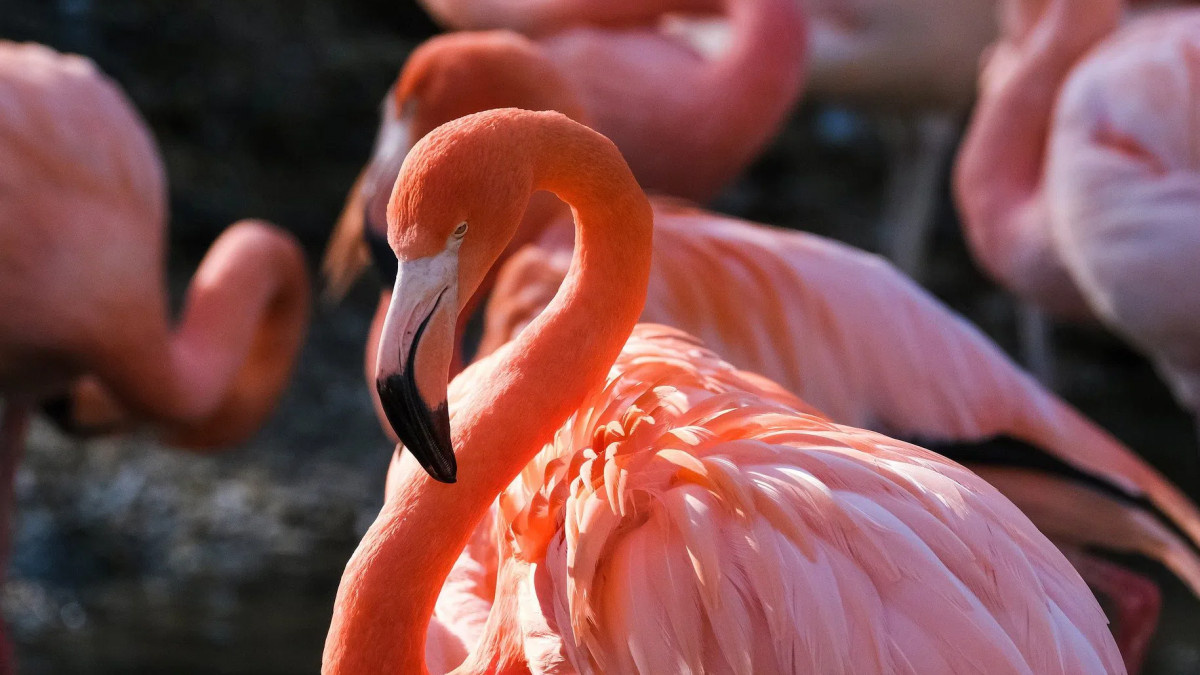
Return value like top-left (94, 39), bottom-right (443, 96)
top-left (711, 0), bottom-right (807, 96)
top-left (83, 222), bottom-right (309, 448)
top-left (323, 113), bottom-right (652, 674)
top-left (679, 0), bottom-right (808, 197)
top-left (957, 0), bottom-right (1120, 269)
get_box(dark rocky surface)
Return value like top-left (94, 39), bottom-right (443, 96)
top-left (3, 2), bottom-right (1199, 673)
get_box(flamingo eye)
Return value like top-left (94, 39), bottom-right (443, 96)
top-left (453, 222), bottom-right (468, 239)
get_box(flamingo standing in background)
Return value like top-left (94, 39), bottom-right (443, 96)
top-left (0, 41), bottom-right (310, 446)
top-left (954, 0), bottom-right (1118, 324)
top-left (0, 41), bottom-right (310, 671)
top-left (325, 34), bottom-right (1200, 671)
top-left (325, 9), bottom-right (807, 352)
top-left (413, 0), bottom-right (806, 202)
top-left (323, 108), bottom-right (1126, 675)
top-left (955, 0), bottom-right (1200, 410)
top-left (1044, 11), bottom-right (1200, 434)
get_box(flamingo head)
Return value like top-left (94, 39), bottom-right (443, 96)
top-left (352, 31), bottom-right (585, 278)
top-left (373, 109), bottom-right (541, 483)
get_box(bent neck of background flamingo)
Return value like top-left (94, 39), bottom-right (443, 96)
top-left (710, 0), bottom-right (807, 109)
top-left (956, 0), bottom-right (1120, 265)
top-left (666, 0), bottom-right (808, 198)
top-left (81, 221), bottom-right (310, 449)
top-left (323, 113), bottom-right (653, 674)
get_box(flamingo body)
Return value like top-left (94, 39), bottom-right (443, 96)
top-left (1046, 10), bottom-right (1200, 413)
top-left (433, 325), bottom-right (1124, 674)
top-left (476, 200), bottom-right (1200, 603)
top-left (0, 40), bottom-right (311, 446)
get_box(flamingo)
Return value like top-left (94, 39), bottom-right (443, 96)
top-left (954, 0), bottom-right (1118, 323)
top-left (323, 107), bottom-right (1125, 674)
top-left (421, 0), bottom-right (805, 204)
top-left (325, 16), bottom-right (806, 351)
top-left (324, 33), bottom-right (1200, 671)
top-left (953, 0), bottom-right (1124, 383)
top-left (0, 41), bottom-right (311, 671)
top-left (467, 207), bottom-right (1196, 675)
top-left (956, 0), bottom-right (1200, 410)
top-left (1044, 10), bottom-right (1200, 433)
top-left (0, 40), bottom-right (311, 447)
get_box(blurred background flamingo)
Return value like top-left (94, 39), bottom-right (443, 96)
top-left (1045, 10), bottom-right (1200, 436)
top-left (0, 40), bottom-right (310, 673)
top-left (407, 0), bottom-right (808, 202)
top-left (955, 0), bottom-right (1119, 380)
top-left (325, 108), bottom-right (1126, 675)
top-left (412, 0), bottom-right (996, 275)
top-left (957, 0), bottom-right (1200, 423)
top-left (0, 40), bottom-right (311, 447)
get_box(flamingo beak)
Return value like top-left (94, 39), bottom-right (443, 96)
top-left (375, 248), bottom-right (459, 483)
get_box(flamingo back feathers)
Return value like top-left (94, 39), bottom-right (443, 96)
top-left (475, 326), bottom-right (1124, 674)
top-left (481, 204), bottom-right (1200, 605)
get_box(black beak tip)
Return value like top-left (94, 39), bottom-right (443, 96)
top-left (411, 403), bottom-right (456, 484)
top-left (427, 460), bottom-right (457, 484)
top-left (377, 373), bottom-right (458, 485)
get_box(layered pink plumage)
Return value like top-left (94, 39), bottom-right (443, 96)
top-left (411, 325), bottom-right (1126, 674)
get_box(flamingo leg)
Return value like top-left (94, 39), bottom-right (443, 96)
top-left (1017, 302), bottom-right (1057, 388)
top-left (878, 111), bottom-right (960, 279)
top-left (0, 402), bottom-right (27, 675)
top-left (1069, 552), bottom-right (1161, 675)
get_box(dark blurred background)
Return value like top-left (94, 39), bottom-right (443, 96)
top-left (3, 1), bottom-right (1199, 673)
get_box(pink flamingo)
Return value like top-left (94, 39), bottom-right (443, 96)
top-left (956, 0), bottom-right (1200, 411)
top-left (1044, 10), bottom-right (1200, 431)
top-left (323, 108), bottom-right (1125, 674)
top-left (472, 206), bottom-right (1195, 675)
top-left (413, 0), bottom-right (806, 204)
top-left (0, 41), bottom-right (311, 671)
top-left (954, 0), bottom-right (1117, 322)
top-left (326, 17), bottom-right (805, 352)
top-left (0, 40), bottom-right (311, 446)
top-left (327, 35), bottom-right (1200, 672)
